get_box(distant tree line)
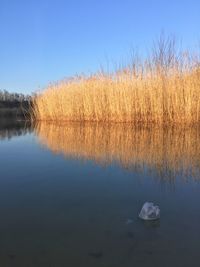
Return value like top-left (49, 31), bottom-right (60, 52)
top-left (0, 90), bottom-right (32, 119)
top-left (0, 90), bottom-right (31, 103)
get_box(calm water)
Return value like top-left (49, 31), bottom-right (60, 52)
top-left (1, 121), bottom-right (200, 266)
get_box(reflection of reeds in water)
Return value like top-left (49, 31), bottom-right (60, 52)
top-left (36, 122), bottom-right (200, 180)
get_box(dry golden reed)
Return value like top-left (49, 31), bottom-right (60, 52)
top-left (33, 37), bottom-right (200, 125)
top-left (36, 122), bottom-right (200, 179)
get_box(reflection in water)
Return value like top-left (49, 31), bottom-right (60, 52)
top-left (0, 120), bottom-right (32, 140)
top-left (1, 121), bottom-right (200, 266)
top-left (36, 122), bottom-right (200, 180)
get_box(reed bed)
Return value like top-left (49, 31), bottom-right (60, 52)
top-left (36, 122), bottom-right (200, 180)
top-left (33, 38), bottom-right (200, 125)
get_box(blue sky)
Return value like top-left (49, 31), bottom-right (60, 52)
top-left (0, 0), bottom-right (200, 94)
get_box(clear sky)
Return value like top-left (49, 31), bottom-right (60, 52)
top-left (0, 0), bottom-right (200, 94)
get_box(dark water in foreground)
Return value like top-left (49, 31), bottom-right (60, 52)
top-left (1, 121), bottom-right (200, 267)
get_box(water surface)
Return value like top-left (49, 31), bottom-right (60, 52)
top-left (0, 121), bottom-right (200, 266)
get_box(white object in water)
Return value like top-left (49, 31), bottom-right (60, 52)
top-left (139, 202), bottom-right (160, 220)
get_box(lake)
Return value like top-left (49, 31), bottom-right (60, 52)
top-left (1, 121), bottom-right (200, 266)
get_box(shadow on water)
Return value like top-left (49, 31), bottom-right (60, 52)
top-left (35, 122), bottom-right (200, 182)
